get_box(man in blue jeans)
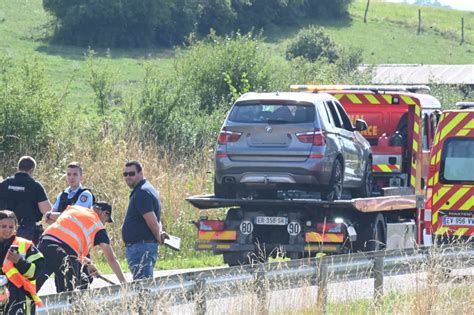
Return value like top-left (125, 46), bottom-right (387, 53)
top-left (121, 160), bottom-right (166, 280)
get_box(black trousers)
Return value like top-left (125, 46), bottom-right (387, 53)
top-left (36, 240), bottom-right (83, 293)
top-left (54, 258), bottom-right (92, 291)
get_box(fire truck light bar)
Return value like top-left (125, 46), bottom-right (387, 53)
top-left (455, 102), bottom-right (474, 109)
top-left (290, 84), bottom-right (431, 93)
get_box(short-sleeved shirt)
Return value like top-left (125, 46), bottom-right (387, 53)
top-left (121, 179), bottom-right (161, 244)
top-left (52, 185), bottom-right (93, 211)
top-left (0, 172), bottom-right (48, 223)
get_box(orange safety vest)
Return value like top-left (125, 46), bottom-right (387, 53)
top-left (43, 205), bottom-right (105, 259)
top-left (2, 237), bottom-right (43, 307)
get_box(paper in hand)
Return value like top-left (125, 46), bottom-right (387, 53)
top-left (164, 234), bottom-right (181, 251)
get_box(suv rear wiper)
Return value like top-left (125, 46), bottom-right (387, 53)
top-left (266, 119), bottom-right (291, 124)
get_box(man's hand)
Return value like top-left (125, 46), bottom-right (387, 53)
top-left (43, 211), bottom-right (59, 224)
top-left (86, 263), bottom-right (99, 278)
top-left (159, 231), bottom-right (169, 244)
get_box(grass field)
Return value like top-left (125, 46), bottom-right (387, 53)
top-left (0, 0), bottom-right (472, 107)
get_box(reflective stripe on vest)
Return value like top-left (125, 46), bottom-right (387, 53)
top-left (44, 205), bottom-right (104, 259)
top-left (2, 237), bottom-right (43, 307)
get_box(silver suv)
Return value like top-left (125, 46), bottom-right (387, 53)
top-left (214, 92), bottom-right (372, 200)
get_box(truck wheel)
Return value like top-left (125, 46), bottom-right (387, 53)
top-left (223, 252), bottom-right (251, 266)
top-left (353, 160), bottom-right (373, 198)
top-left (321, 159), bottom-right (343, 201)
top-left (354, 213), bottom-right (386, 252)
top-left (214, 178), bottom-right (235, 198)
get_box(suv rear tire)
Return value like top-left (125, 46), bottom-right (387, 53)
top-left (321, 159), bottom-right (343, 201)
top-left (353, 160), bottom-right (373, 198)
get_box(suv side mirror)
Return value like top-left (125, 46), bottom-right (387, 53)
top-left (355, 119), bottom-right (368, 132)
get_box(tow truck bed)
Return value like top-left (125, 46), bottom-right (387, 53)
top-left (186, 194), bottom-right (418, 212)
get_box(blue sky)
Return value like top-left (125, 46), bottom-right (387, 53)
top-left (384, 0), bottom-right (474, 12)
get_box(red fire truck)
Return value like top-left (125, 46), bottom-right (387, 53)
top-left (290, 85), bottom-right (442, 193)
top-left (189, 86), bottom-right (444, 266)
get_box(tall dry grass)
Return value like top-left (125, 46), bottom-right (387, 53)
top-left (23, 132), bottom-right (219, 262)
top-left (45, 244), bottom-right (474, 314)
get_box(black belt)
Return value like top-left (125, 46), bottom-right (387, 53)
top-left (125, 240), bottom-right (157, 247)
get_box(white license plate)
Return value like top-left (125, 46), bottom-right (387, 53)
top-left (442, 216), bottom-right (474, 226)
top-left (255, 216), bottom-right (288, 225)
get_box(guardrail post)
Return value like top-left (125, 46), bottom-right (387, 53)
top-left (374, 256), bottom-right (384, 305)
top-left (317, 263), bottom-right (328, 314)
top-left (194, 278), bottom-right (207, 315)
top-left (254, 269), bottom-right (268, 315)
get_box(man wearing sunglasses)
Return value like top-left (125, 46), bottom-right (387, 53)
top-left (122, 160), bottom-right (166, 280)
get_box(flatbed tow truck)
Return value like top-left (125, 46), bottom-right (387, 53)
top-left (188, 85), bottom-right (444, 266)
top-left (187, 191), bottom-right (423, 266)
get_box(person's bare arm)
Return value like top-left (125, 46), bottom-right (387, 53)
top-left (98, 243), bottom-right (127, 284)
top-left (142, 211), bottom-right (165, 244)
top-left (38, 200), bottom-right (52, 215)
top-left (43, 211), bottom-right (61, 224)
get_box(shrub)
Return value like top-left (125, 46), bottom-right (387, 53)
top-left (286, 26), bottom-right (340, 63)
top-left (0, 55), bottom-right (60, 167)
top-left (174, 31), bottom-right (280, 113)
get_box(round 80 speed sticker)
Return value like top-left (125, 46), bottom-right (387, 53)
top-left (240, 221), bottom-right (253, 234)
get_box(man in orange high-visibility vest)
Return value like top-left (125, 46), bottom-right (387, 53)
top-left (36, 203), bottom-right (126, 292)
top-left (0, 210), bottom-right (44, 315)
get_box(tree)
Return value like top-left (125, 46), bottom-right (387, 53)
top-left (286, 26), bottom-right (339, 63)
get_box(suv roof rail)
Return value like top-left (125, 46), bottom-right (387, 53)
top-left (455, 102), bottom-right (474, 109)
top-left (290, 84), bottom-right (431, 93)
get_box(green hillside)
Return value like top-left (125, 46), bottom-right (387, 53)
top-left (0, 0), bottom-right (472, 106)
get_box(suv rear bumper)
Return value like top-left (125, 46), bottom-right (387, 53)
top-left (215, 157), bottom-right (333, 186)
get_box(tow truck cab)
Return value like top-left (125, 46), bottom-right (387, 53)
top-left (424, 102), bottom-right (474, 243)
top-left (290, 85), bottom-right (442, 193)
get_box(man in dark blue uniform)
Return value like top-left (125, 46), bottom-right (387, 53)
top-left (121, 160), bottom-right (166, 280)
top-left (0, 156), bottom-right (51, 244)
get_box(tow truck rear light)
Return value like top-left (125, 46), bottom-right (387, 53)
top-left (296, 128), bottom-right (326, 146)
top-left (199, 220), bottom-right (224, 231)
top-left (218, 130), bottom-right (242, 144)
top-left (316, 223), bottom-right (343, 233)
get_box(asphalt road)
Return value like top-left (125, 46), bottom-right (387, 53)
top-left (38, 267), bottom-right (222, 296)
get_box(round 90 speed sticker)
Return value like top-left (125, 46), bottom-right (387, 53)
top-left (287, 222), bottom-right (301, 236)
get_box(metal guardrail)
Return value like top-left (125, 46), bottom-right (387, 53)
top-left (38, 245), bottom-right (474, 314)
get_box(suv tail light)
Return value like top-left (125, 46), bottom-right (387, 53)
top-left (296, 128), bottom-right (326, 146)
top-left (218, 130), bottom-right (242, 144)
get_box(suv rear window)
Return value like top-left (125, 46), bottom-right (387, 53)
top-left (229, 102), bottom-right (315, 123)
top-left (440, 138), bottom-right (474, 183)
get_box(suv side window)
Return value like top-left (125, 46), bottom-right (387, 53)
top-left (319, 101), bottom-right (333, 126)
top-left (325, 101), bottom-right (343, 128)
top-left (334, 101), bottom-right (354, 131)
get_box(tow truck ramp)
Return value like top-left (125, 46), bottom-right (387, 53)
top-left (186, 194), bottom-right (418, 212)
